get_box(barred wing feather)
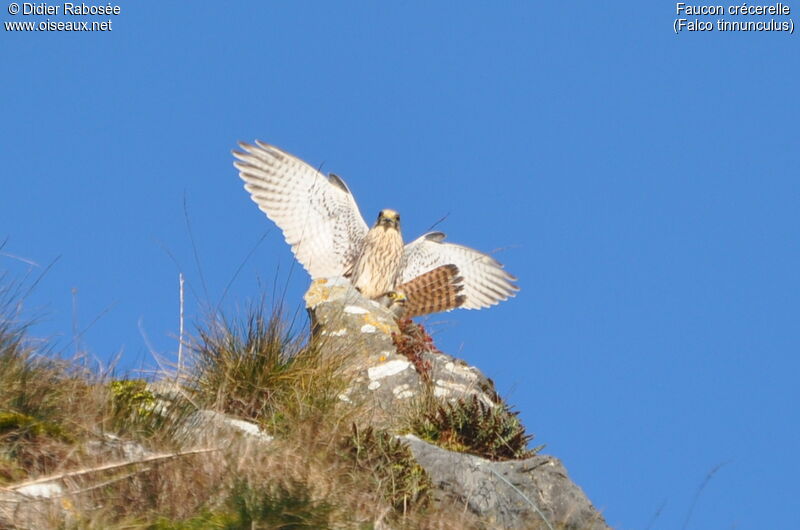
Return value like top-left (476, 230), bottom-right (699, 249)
top-left (233, 141), bottom-right (369, 278)
top-left (396, 264), bottom-right (465, 317)
top-left (400, 232), bottom-right (518, 310)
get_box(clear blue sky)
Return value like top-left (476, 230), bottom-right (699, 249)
top-left (2, 2), bottom-right (798, 528)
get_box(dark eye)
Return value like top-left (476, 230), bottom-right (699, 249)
top-left (396, 215), bottom-right (400, 222)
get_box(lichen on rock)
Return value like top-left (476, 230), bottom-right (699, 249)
top-left (304, 279), bottom-right (610, 529)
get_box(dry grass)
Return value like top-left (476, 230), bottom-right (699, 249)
top-left (0, 291), bottom-right (486, 529)
top-left (0, 316), bottom-right (111, 486)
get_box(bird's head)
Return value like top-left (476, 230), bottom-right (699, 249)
top-left (376, 209), bottom-right (401, 230)
top-left (381, 290), bottom-right (407, 318)
top-left (385, 290), bottom-right (407, 304)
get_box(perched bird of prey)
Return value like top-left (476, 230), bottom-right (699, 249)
top-left (350, 208), bottom-right (404, 298)
top-left (233, 141), bottom-right (518, 314)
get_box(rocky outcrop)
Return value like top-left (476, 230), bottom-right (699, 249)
top-left (0, 412), bottom-right (275, 530)
top-left (402, 435), bottom-right (608, 530)
top-left (1, 278), bottom-right (609, 530)
top-left (176, 409), bottom-right (274, 447)
top-left (306, 277), bottom-right (500, 427)
top-left (306, 277), bottom-right (610, 530)
top-left (0, 433), bottom-right (157, 529)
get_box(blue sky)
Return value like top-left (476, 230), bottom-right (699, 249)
top-left (2, 2), bottom-right (798, 528)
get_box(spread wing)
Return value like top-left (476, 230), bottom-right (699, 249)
top-left (400, 232), bottom-right (518, 310)
top-left (233, 141), bottom-right (369, 278)
top-left (396, 264), bottom-right (465, 318)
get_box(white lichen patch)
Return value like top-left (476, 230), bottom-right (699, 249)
top-left (392, 383), bottom-right (414, 399)
top-left (392, 383), bottom-right (409, 394)
top-left (368, 380), bottom-right (381, 390)
top-left (338, 386), bottom-right (354, 403)
top-left (444, 361), bottom-right (479, 381)
top-left (16, 482), bottom-right (64, 498)
top-left (360, 324), bottom-right (377, 333)
top-left (477, 394), bottom-right (498, 408)
top-left (344, 305), bottom-right (368, 314)
top-left (432, 382), bottom-right (497, 408)
top-left (323, 328), bottom-right (348, 337)
top-left (368, 359), bottom-right (411, 380)
top-left (433, 386), bottom-right (452, 399)
top-left (435, 380), bottom-right (470, 395)
top-left (226, 418), bottom-right (274, 442)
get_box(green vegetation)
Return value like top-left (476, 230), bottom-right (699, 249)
top-left (185, 306), bottom-right (347, 437)
top-left (408, 395), bottom-right (541, 461)
top-left (392, 317), bottom-right (540, 461)
top-left (0, 303), bottom-right (106, 484)
top-left (0, 257), bottom-right (546, 529)
top-left (0, 292), bottom-right (495, 528)
top-left (342, 424), bottom-right (431, 512)
top-left (148, 480), bottom-right (335, 529)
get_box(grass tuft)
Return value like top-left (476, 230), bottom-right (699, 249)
top-left (149, 479), bottom-right (335, 529)
top-left (184, 303), bottom-right (349, 436)
top-left (342, 423), bottom-right (431, 512)
top-left (0, 287), bottom-right (489, 528)
top-left (408, 394), bottom-right (541, 461)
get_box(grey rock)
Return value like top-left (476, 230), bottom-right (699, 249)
top-left (306, 279), bottom-right (610, 530)
top-left (143, 382), bottom-right (274, 450)
top-left (84, 433), bottom-right (153, 461)
top-left (176, 409), bottom-right (274, 448)
top-left (0, 487), bottom-right (65, 530)
top-left (1, 278), bottom-right (609, 530)
top-left (306, 278), bottom-right (500, 427)
top-left (0, 434), bottom-right (154, 530)
top-left (401, 435), bottom-right (609, 530)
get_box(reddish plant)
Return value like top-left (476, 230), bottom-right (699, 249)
top-left (391, 318), bottom-right (439, 382)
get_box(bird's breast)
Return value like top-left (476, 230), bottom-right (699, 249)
top-left (351, 228), bottom-right (404, 298)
